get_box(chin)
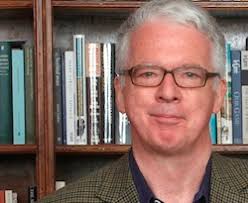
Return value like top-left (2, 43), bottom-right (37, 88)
top-left (147, 133), bottom-right (186, 154)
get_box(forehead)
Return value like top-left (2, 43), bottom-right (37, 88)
top-left (128, 19), bottom-right (213, 71)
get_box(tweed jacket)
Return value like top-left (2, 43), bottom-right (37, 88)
top-left (38, 153), bottom-right (248, 203)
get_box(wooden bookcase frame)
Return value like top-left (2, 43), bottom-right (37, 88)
top-left (1, 1), bottom-right (248, 202)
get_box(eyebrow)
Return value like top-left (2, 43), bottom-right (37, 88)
top-left (133, 63), bottom-right (205, 69)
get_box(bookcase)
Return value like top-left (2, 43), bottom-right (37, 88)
top-left (1, 0), bottom-right (248, 202)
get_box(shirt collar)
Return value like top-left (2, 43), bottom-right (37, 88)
top-left (129, 149), bottom-right (154, 203)
top-left (128, 149), bottom-right (211, 203)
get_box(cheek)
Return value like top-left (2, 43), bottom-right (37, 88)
top-left (184, 90), bottom-right (215, 125)
top-left (123, 87), bottom-right (154, 111)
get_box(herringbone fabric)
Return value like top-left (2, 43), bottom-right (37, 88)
top-left (37, 153), bottom-right (248, 203)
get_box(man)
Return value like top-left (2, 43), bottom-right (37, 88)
top-left (38, 0), bottom-right (248, 202)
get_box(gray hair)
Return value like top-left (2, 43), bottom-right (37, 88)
top-left (116, 0), bottom-right (226, 79)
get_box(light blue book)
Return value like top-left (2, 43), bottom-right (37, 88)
top-left (12, 48), bottom-right (25, 144)
top-left (209, 113), bottom-right (217, 144)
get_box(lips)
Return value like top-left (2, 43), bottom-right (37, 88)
top-left (149, 113), bottom-right (185, 125)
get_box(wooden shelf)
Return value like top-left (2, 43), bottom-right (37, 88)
top-left (0, 144), bottom-right (37, 154)
top-left (0, 1), bottom-right (32, 9)
top-left (52, 1), bottom-right (248, 11)
top-left (53, 0), bottom-right (143, 10)
top-left (56, 144), bottom-right (248, 155)
top-left (213, 144), bottom-right (248, 155)
top-left (56, 144), bottom-right (131, 155)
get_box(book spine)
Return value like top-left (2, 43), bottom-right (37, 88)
top-left (12, 48), bottom-right (25, 144)
top-left (221, 43), bottom-right (233, 144)
top-left (231, 50), bottom-right (242, 144)
top-left (216, 111), bottom-right (222, 144)
top-left (102, 43), bottom-right (111, 144)
top-left (86, 43), bottom-right (102, 145)
top-left (28, 186), bottom-right (37, 203)
top-left (115, 112), bottom-right (131, 144)
top-left (4, 190), bottom-right (12, 203)
top-left (110, 44), bottom-right (116, 144)
top-left (53, 48), bottom-right (63, 144)
top-left (55, 180), bottom-right (66, 190)
top-left (73, 35), bottom-right (87, 144)
top-left (0, 190), bottom-right (5, 203)
top-left (24, 46), bottom-right (35, 144)
top-left (61, 51), bottom-right (66, 144)
top-left (102, 43), bottom-right (116, 144)
top-left (241, 50), bottom-right (248, 144)
top-left (0, 42), bottom-right (12, 144)
top-left (209, 113), bottom-right (217, 144)
top-left (64, 51), bottom-right (76, 145)
top-left (11, 192), bottom-right (17, 203)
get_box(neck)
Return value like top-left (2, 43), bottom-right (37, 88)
top-left (132, 134), bottom-right (212, 202)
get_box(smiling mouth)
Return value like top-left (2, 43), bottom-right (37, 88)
top-left (150, 114), bottom-right (184, 125)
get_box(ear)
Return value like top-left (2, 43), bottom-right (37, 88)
top-left (213, 79), bottom-right (227, 113)
top-left (114, 77), bottom-right (126, 113)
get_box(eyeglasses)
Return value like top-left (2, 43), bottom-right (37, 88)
top-left (119, 64), bottom-right (220, 88)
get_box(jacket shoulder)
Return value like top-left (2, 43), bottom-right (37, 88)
top-left (37, 154), bottom-right (130, 203)
top-left (211, 153), bottom-right (248, 189)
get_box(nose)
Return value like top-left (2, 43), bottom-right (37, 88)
top-left (154, 73), bottom-right (182, 103)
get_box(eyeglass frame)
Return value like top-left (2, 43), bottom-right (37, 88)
top-left (118, 64), bottom-right (221, 88)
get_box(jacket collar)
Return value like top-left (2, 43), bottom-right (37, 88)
top-left (96, 153), bottom-right (139, 203)
top-left (96, 153), bottom-right (248, 203)
top-left (210, 153), bottom-right (248, 202)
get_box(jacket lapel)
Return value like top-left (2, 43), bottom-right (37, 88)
top-left (96, 153), bottom-right (248, 203)
top-left (210, 153), bottom-right (248, 202)
top-left (96, 153), bottom-right (139, 203)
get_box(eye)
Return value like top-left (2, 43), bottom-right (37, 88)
top-left (133, 68), bottom-right (159, 78)
top-left (140, 71), bottom-right (156, 78)
top-left (180, 70), bottom-right (203, 80)
top-left (184, 71), bottom-right (200, 78)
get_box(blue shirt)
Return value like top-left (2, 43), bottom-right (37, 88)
top-left (128, 150), bottom-right (211, 203)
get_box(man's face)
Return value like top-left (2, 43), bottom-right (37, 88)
top-left (115, 19), bottom-right (226, 155)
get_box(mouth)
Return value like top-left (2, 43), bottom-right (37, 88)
top-left (150, 114), bottom-right (184, 125)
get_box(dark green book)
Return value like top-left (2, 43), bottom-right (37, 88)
top-left (24, 46), bottom-right (35, 144)
top-left (0, 41), bottom-right (12, 144)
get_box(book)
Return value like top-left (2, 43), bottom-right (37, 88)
top-left (64, 51), bottom-right (77, 144)
top-left (61, 50), bottom-right (67, 144)
top-left (53, 48), bottom-right (63, 144)
top-left (11, 192), bottom-right (17, 203)
top-left (241, 50), bottom-right (248, 144)
top-left (4, 190), bottom-right (12, 203)
top-left (55, 180), bottom-right (66, 190)
top-left (216, 111), bottom-right (222, 144)
top-left (0, 190), bottom-right (5, 203)
top-left (24, 45), bottom-right (35, 144)
top-left (86, 43), bottom-right (102, 145)
top-left (231, 50), bottom-right (242, 144)
top-left (221, 43), bottom-right (233, 144)
top-left (28, 186), bottom-right (37, 203)
top-left (209, 113), bottom-right (217, 144)
top-left (12, 48), bottom-right (26, 144)
top-left (115, 111), bottom-right (131, 144)
top-left (0, 42), bottom-right (12, 144)
top-left (73, 35), bottom-right (87, 144)
top-left (101, 43), bottom-right (115, 144)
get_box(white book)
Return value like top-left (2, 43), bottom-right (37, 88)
top-left (55, 180), bottom-right (66, 190)
top-left (65, 51), bottom-right (77, 144)
top-left (103, 43), bottom-right (113, 144)
top-left (12, 192), bottom-right (17, 203)
top-left (5, 190), bottom-right (13, 203)
top-left (221, 43), bottom-right (233, 144)
top-left (241, 50), bottom-right (248, 143)
top-left (115, 112), bottom-right (131, 144)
